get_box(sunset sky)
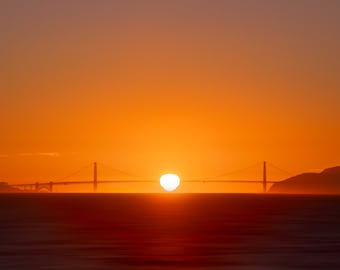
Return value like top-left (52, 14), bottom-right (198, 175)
top-left (1, 1), bottom-right (340, 192)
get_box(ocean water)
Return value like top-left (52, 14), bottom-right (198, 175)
top-left (0, 193), bottom-right (339, 269)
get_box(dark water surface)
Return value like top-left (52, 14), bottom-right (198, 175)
top-left (0, 194), bottom-right (340, 269)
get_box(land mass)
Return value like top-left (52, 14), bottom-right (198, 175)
top-left (269, 166), bottom-right (340, 194)
top-left (0, 182), bottom-right (20, 193)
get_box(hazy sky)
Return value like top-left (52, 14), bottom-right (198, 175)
top-left (1, 0), bottom-right (340, 191)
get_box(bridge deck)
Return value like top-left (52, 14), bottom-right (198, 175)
top-left (10, 179), bottom-right (279, 187)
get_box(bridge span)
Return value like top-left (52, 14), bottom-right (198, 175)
top-left (9, 162), bottom-right (282, 193)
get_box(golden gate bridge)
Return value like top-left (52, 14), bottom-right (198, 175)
top-left (8, 161), bottom-right (293, 193)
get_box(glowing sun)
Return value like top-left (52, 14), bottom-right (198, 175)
top-left (160, 174), bottom-right (180, 192)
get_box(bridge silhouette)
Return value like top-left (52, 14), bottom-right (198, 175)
top-left (9, 161), bottom-right (292, 193)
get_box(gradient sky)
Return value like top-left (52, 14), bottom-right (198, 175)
top-left (1, 0), bottom-right (340, 192)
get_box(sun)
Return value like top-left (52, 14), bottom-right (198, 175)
top-left (160, 174), bottom-right (180, 192)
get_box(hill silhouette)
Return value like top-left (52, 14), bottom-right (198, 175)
top-left (269, 166), bottom-right (340, 194)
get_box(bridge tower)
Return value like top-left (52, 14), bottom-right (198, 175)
top-left (93, 162), bottom-right (98, 192)
top-left (49, 181), bottom-right (53, 192)
top-left (263, 161), bottom-right (267, 193)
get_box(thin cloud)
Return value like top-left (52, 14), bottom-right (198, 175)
top-left (19, 152), bottom-right (61, 157)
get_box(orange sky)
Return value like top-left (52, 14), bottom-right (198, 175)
top-left (1, 1), bottom-right (340, 192)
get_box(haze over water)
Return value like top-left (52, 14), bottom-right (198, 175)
top-left (1, 193), bottom-right (339, 269)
